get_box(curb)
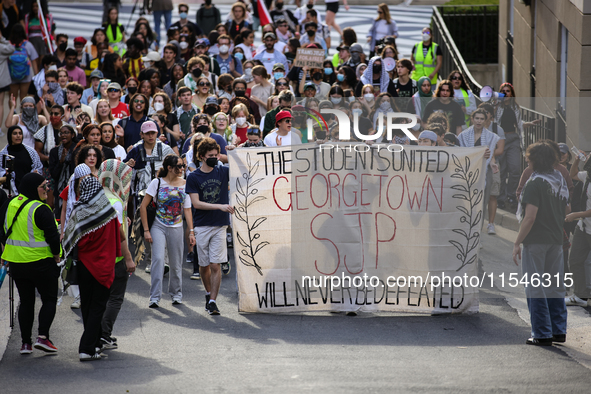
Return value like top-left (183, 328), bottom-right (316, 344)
top-left (494, 208), bottom-right (520, 232)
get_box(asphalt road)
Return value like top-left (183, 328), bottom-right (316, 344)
top-left (2, 224), bottom-right (591, 393)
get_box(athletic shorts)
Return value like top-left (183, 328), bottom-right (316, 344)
top-left (326, 2), bottom-right (339, 13)
top-left (490, 169), bottom-right (501, 197)
top-left (195, 226), bottom-right (228, 267)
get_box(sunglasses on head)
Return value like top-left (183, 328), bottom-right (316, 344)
top-left (198, 82), bottom-right (211, 87)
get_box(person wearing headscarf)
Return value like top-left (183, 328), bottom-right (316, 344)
top-left (355, 63), bottom-right (367, 81)
top-left (97, 159), bottom-right (134, 350)
top-left (408, 76), bottom-right (433, 122)
top-left (0, 173), bottom-right (62, 355)
top-left (5, 96), bottom-right (48, 148)
top-left (62, 176), bottom-right (121, 361)
top-left (0, 125), bottom-right (43, 196)
top-left (355, 56), bottom-right (398, 98)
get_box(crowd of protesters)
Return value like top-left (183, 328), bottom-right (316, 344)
top-left (0, 0), bottom-right (587, 360)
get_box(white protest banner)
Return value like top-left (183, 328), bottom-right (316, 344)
top-left (229, 144), bottom-right (487, 314)
top-left (293, 48), bottom-right (326, 68)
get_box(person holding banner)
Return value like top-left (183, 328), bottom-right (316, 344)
top-left (186, 137), bottom-right (234, 315)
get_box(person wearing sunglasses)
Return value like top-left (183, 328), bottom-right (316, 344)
top-left (191, 77), bottom-right (212, 110)
top-left (115, 93), bottom-right (152, 151)
top-left (141, 154), bottom-right (194, 308)
top-left (448, 70), bottom-right (476, 128)
top-left (106, 82), bottom-right (130, 120)
top-left (264, 110), bottom-right (302, 147)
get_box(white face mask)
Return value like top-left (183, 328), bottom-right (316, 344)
top-left (245, 68), bottom-right (253, 77)
top-left (347, 96), bottom-right (355, 103)
top-left (236, 117), bottom-right (247, 126)
top-left (143, 61), bottom-right (151, 68)
top-left (179, 41), bottom-right (189, 50)
top-left (219, 45), bottom-right (229, 54)
top-left (154, 102), bottom-right (164, 112)
top-left (422, 33), bottom-right (431, 41)
top-left (48, 65), bottom-right (58, 71)
top-left (364, 94), bottom-right (374, 101)
top-left (330, 97), bottom-right (342, 104)
top-left (352, 108), bottom-right (363, 116)
top-left (380, 101), bottom-right (390, 111)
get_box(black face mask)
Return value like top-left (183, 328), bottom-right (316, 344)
top-left (373, 65), bottom-right (382, 74)
top-left (205, 106), bottom-right (218, 116)
top-left (307, 4), bottom-right (314, 9)
top-left (127, 86), bottom-right (137, 95)
top-left (197, 125), bottom-right (210, 134)
top-left (58, 42), bottom-right (67, 52)
top-left (276, 2), bottom-right (283, 10)
top-left (191, 68), bottom-right (202, 78)
top-left (306, 30), bottom-right (315, 37)
top-left (205, 157), bottom-right (218, 167)
top-left (234, 90), bottom-right (245, 97)
top-left (312, 72), bottom-right (323, 81)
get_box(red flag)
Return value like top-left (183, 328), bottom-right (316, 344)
top-left (257, 0), bottom-right (272, 27)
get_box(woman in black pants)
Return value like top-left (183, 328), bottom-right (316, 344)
top-left (0, 173), bottom-right (62, 355)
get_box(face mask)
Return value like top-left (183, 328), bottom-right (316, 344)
top-left (236, 117), bottom-right (247, 126)
top-left (179, 41), bottom-right (189, 50)
top-left (154, 102), bottom-right (164, 112)
top-left (143, 61), bottom-right (151, 68)
top-left (324, 68), bottom-right (333, 75)
top-left (191, 68), bottom-right (203, 78)
top-left (307, 4), bottom-right (314, 9)
top-left (127, 86), bottom-right (137, 95)
top-left (197, 125), bottom-right (210, 134)
top-left (352, 108), bottom-right (363, 116)
top-left (205, 157), bottom-right (218, 167)
top-left (48, 65), bottom-right (57, 71)
top-left (274, 72), bottom-right (284, 80)
top-left (234, 90), bottom-right (246, 97)
top-left (422, 33), bottom-right (431, 41)
top-left (180, 12), bottom-right (188, 19)
top-left (58, 42), bottom-right (67, 52)
top-left (412, 122), bottom-right (421, 131)
top-left (330, 97), bottom-right (342, 104)
top-left (351, 53), bottom-right (360, 62)
top-left (219, 45), bottom-right (229, 54)
top-left (379, 101), bottom-right (390, 111)
top-left (373, 65), bottom-right (382, 74)
top-left (245, 68), bottom-right (253, 77)
top-left (347, 96), bottom-right (355, 103)
top-left (306, 30), bottom-right (315, 37)
top-left (276, 2), bottom-right (283, 10)
top-left (234, 52), bottom-right (244, 61)
top-left (48, 82), bottom-right (59, 92)
top-left (23, 107), bottom-right (35, 117)
top-left (205, 106), bottom-right (218, 116)
top-left (100, 57), bottom-right (105, 63)
top-left (364, 94), bottom-right (374, 101)
top-left (50, 115), bottom-right (62, 126)
top-left (336, 74), bottom-right (345, 82)
top-left (312, 72), bottom-right (322, 81)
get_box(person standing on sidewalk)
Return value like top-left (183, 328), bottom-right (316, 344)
top-left (0, 173), bottom-right (62, 355)
top-left (513, 141), bottom-right (570, 346)
top-left (147, 0), bottom-right (173, 50)
top-left (187, 138), bottom-right (234, 315)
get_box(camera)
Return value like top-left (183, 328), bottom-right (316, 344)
top-left (3, 155), bottom-right (14, 173)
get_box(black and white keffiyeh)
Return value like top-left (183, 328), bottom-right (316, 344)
top-left (360, 56), bottom-right (390, 94)
top-left (516, 169), bottom-right (569, 223)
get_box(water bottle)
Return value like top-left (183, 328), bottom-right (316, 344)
top-left (0, 264), bottom-right (7, 289)
top-left (571, 146), bottom-right (587, 162)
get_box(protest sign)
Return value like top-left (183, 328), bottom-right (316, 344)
top-left (293, 48), bottom-right (326, 68)
top-left (229, 144), bottom-right (486, 314)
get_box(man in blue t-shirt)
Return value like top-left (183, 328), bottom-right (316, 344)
top-left (186, 137), bottom-right (234, 315)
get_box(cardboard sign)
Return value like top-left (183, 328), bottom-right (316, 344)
top-left (293, 48), bottom-right (326, 68)
top-left (229, 144), bottom-right (487, 314)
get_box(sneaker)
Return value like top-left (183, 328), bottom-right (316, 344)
top-left (20, 343), bottom-right (33, 355)
top-left (79, 352), bottom-right (101, 361)
top-left (149, 301), bottom-right (159, 308)
top-left (96, 347), bottom-right (108, 357)
top-left (207, 301), bottom-right (220, 315)
top-left (553, 334), bottom-right (566, 343)
top-left (100, 337), bottom-right (118, 349)
top-left (70, 295), bottom-right (81, 309)
top-left (34, 337), bottom-right (58, 353)
top-left (172, 299), bottom-right (182, 305)
top-left (190, 272), bottom-right (200, 280)
top-left (221, 262), bottom-right (231, 275)
top-left (226, 230), bottom-right (233, 248)
top-left (186, 252), bottom-right (194, 263)
top-left (145, 265), bottom-right (151, 273)
top-left (565, 294), bottom-right (587, 307)
top-left (164, 265), bottom-right (170, 276)
top-left (205, 294), bottom-right (211, 310)
top-left (526, 337), bottom-right (553, 346)
top-left (487, 223), bottom-right (496, 235)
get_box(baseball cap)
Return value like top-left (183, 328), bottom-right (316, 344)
top-left (350, 43), bottom-right (363, 53)
top-left (142, 51), bottom-right (161, 62)
top-left (419, 130), bottom-right (438, 142)
top-left (275, 110), bottom-right (292, 124)
top-left (264, 32), bottom-right (277, 40)
top-left (195, 38), bottom-right (210, 47)
top-left (272, 63), bottom-right (285, 71)
top-left (89, 69), bottom-right (104, 79)
top-left (337, 44), bottom-right (350, 51)
top-left (319, 100), bottom-right (334, 110)
top-left (107, 82), bottom-right (122, 91)
top-left (558, 143), bottom-right (572, 159)
top-left (205, 96), bottom-right (219, 106)
top-left (141, 121), bottom-right (158, 133)
top-left (304, 82), bottom-right (316, 91)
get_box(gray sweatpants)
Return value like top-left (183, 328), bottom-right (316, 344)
top-left (149, 220), bottom-right (184, 303)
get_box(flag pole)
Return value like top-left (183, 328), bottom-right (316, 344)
top-left (37, 0), bottom-right (53, 54)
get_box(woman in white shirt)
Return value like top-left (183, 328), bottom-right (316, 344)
top-left (99, 122), bottom-right (127, 160)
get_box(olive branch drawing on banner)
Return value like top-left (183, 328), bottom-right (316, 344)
top-left (449, 154), bottom-right (483, 272)
top-left (234, 153), bottom-right (268, 276)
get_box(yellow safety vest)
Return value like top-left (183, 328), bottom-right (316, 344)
top-left (412, 42), bottom-right (438, 85)
top-left (2, 196), bottom-right (61, 263)
top-left (459, 88), bottom-right (470, 126)
top-left (106, 194), bottom-right (124, 263)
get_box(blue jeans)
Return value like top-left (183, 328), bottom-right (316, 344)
top-left (522, 243), bottom-right (567, 339)
top-left (153, 10), bottom-right (172, 48)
